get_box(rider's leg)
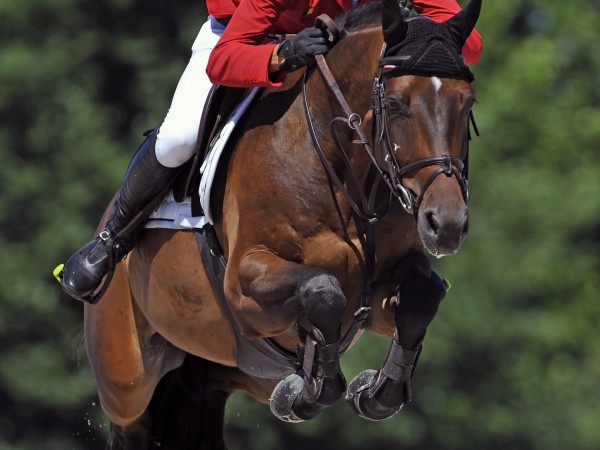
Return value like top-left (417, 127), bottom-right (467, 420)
top-left (61, 130), bottom-right (180, 302)
top-left (61, 18), bottom-right (224, 302)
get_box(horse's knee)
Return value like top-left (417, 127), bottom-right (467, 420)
top-left (395, 271), bottom-right (447, 348)
top-left (396, 271), bottom-right (446, 314)
top-left (298, 272), bottom-right (347, 342)
top-left (92, 339), bottom-right (185, 427)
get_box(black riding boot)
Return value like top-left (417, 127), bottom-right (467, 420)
top-left (61, 130), bottom-right (180, 303)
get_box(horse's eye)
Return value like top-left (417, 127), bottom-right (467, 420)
top-left (386, 98), bottom-right (406, 115)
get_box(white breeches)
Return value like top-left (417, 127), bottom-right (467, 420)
top-left (155, 17), bottom-right (225, 168)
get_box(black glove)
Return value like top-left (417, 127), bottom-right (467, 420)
top-left (277, 27), bottom-right (329, 72)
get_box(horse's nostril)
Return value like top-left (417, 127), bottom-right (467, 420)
top-left (426, 211), bottom-right (439, 235)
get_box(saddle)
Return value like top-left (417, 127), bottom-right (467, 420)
top-left (171, 84), bottom-right (249, 215)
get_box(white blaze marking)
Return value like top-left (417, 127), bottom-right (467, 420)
top-left (432, 76), bottom-right (442, 93)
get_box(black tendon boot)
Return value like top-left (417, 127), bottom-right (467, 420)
top-left (61, 130), bottom-right (180, 303)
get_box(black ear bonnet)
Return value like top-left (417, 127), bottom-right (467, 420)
top-left (380, 0), bottom-right (481, 82)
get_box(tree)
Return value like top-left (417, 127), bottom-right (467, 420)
top-left (0, 1), bottom-right (203, 448)
top-left (1, 0), bottom-right (599, 449)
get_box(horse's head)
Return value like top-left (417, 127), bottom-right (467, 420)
top-left (375, 0), bottom-right (481, 257)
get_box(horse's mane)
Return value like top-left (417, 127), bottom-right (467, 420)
top-left (335, 1), bottom-right (383, 33)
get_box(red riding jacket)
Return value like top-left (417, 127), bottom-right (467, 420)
top-left (206, 0), bottom-right (483, 87)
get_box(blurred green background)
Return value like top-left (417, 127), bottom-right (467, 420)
top-left (1, 0), bottom-right (599, 448)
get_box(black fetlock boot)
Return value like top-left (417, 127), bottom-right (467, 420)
top-left (346, 334), bottom-right (421, 421)
top-left (270, 326), bottom-right (346, 422)
top-left (61, 129), bottom-right (180, 303)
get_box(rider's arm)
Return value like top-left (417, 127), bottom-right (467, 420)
top-left (207, 0), bottom-right (354, 87)
top-left (207, 0), bottom-right (483, 88)
top-left (206, 0), bottom-right (290, 88)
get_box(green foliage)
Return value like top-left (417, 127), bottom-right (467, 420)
top-left (0, 1), bottom-right (203, 448)
top-left (1, 0), bottom-right (599, 449)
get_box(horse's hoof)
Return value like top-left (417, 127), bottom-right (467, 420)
top-left (269, 374), bottom-right (305, 423)
top-left (346, 369), bottom-right (377, 419)
top-left (346, 369), bottom-right (403, 421)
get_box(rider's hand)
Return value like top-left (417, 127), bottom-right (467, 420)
top-left (277, 27), bottom-right (329, 72)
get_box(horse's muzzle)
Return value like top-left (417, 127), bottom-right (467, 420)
top-left (418, 205), bottom-right (469, 257)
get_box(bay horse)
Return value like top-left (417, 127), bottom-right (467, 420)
top-left (84, 0), bottom-right (482, 448)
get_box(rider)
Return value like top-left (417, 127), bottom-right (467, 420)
top-left (60, 0), bottom-right (482, 302)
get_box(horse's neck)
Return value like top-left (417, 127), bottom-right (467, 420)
top-left (301, 27), bottom-right (384, 180)
top-left (315, 27), bottom-right (384, 114)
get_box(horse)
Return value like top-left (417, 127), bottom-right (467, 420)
top-left (83, 0), bottom-right (482, 448)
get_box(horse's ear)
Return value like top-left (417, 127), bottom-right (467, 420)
top-left (446, 0), bottom-right (482, 48)
top-left (382, 0), bottom-right (409, 48)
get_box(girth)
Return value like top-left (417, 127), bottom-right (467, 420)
top-left (195, 226), bottom-right (301, 379)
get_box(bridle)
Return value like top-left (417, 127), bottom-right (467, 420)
top-left (305, 43), bottom-right (473, 221)
top-left (371, 60), bottom-right (471, 216)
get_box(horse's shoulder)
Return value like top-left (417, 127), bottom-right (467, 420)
top-left (262, 70), bottom-right (304, 98)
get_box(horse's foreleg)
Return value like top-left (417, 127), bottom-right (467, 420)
top-left (346, 266), bottom-right (447, 421)
top-left (234, 251), bottom-right (347, 422)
